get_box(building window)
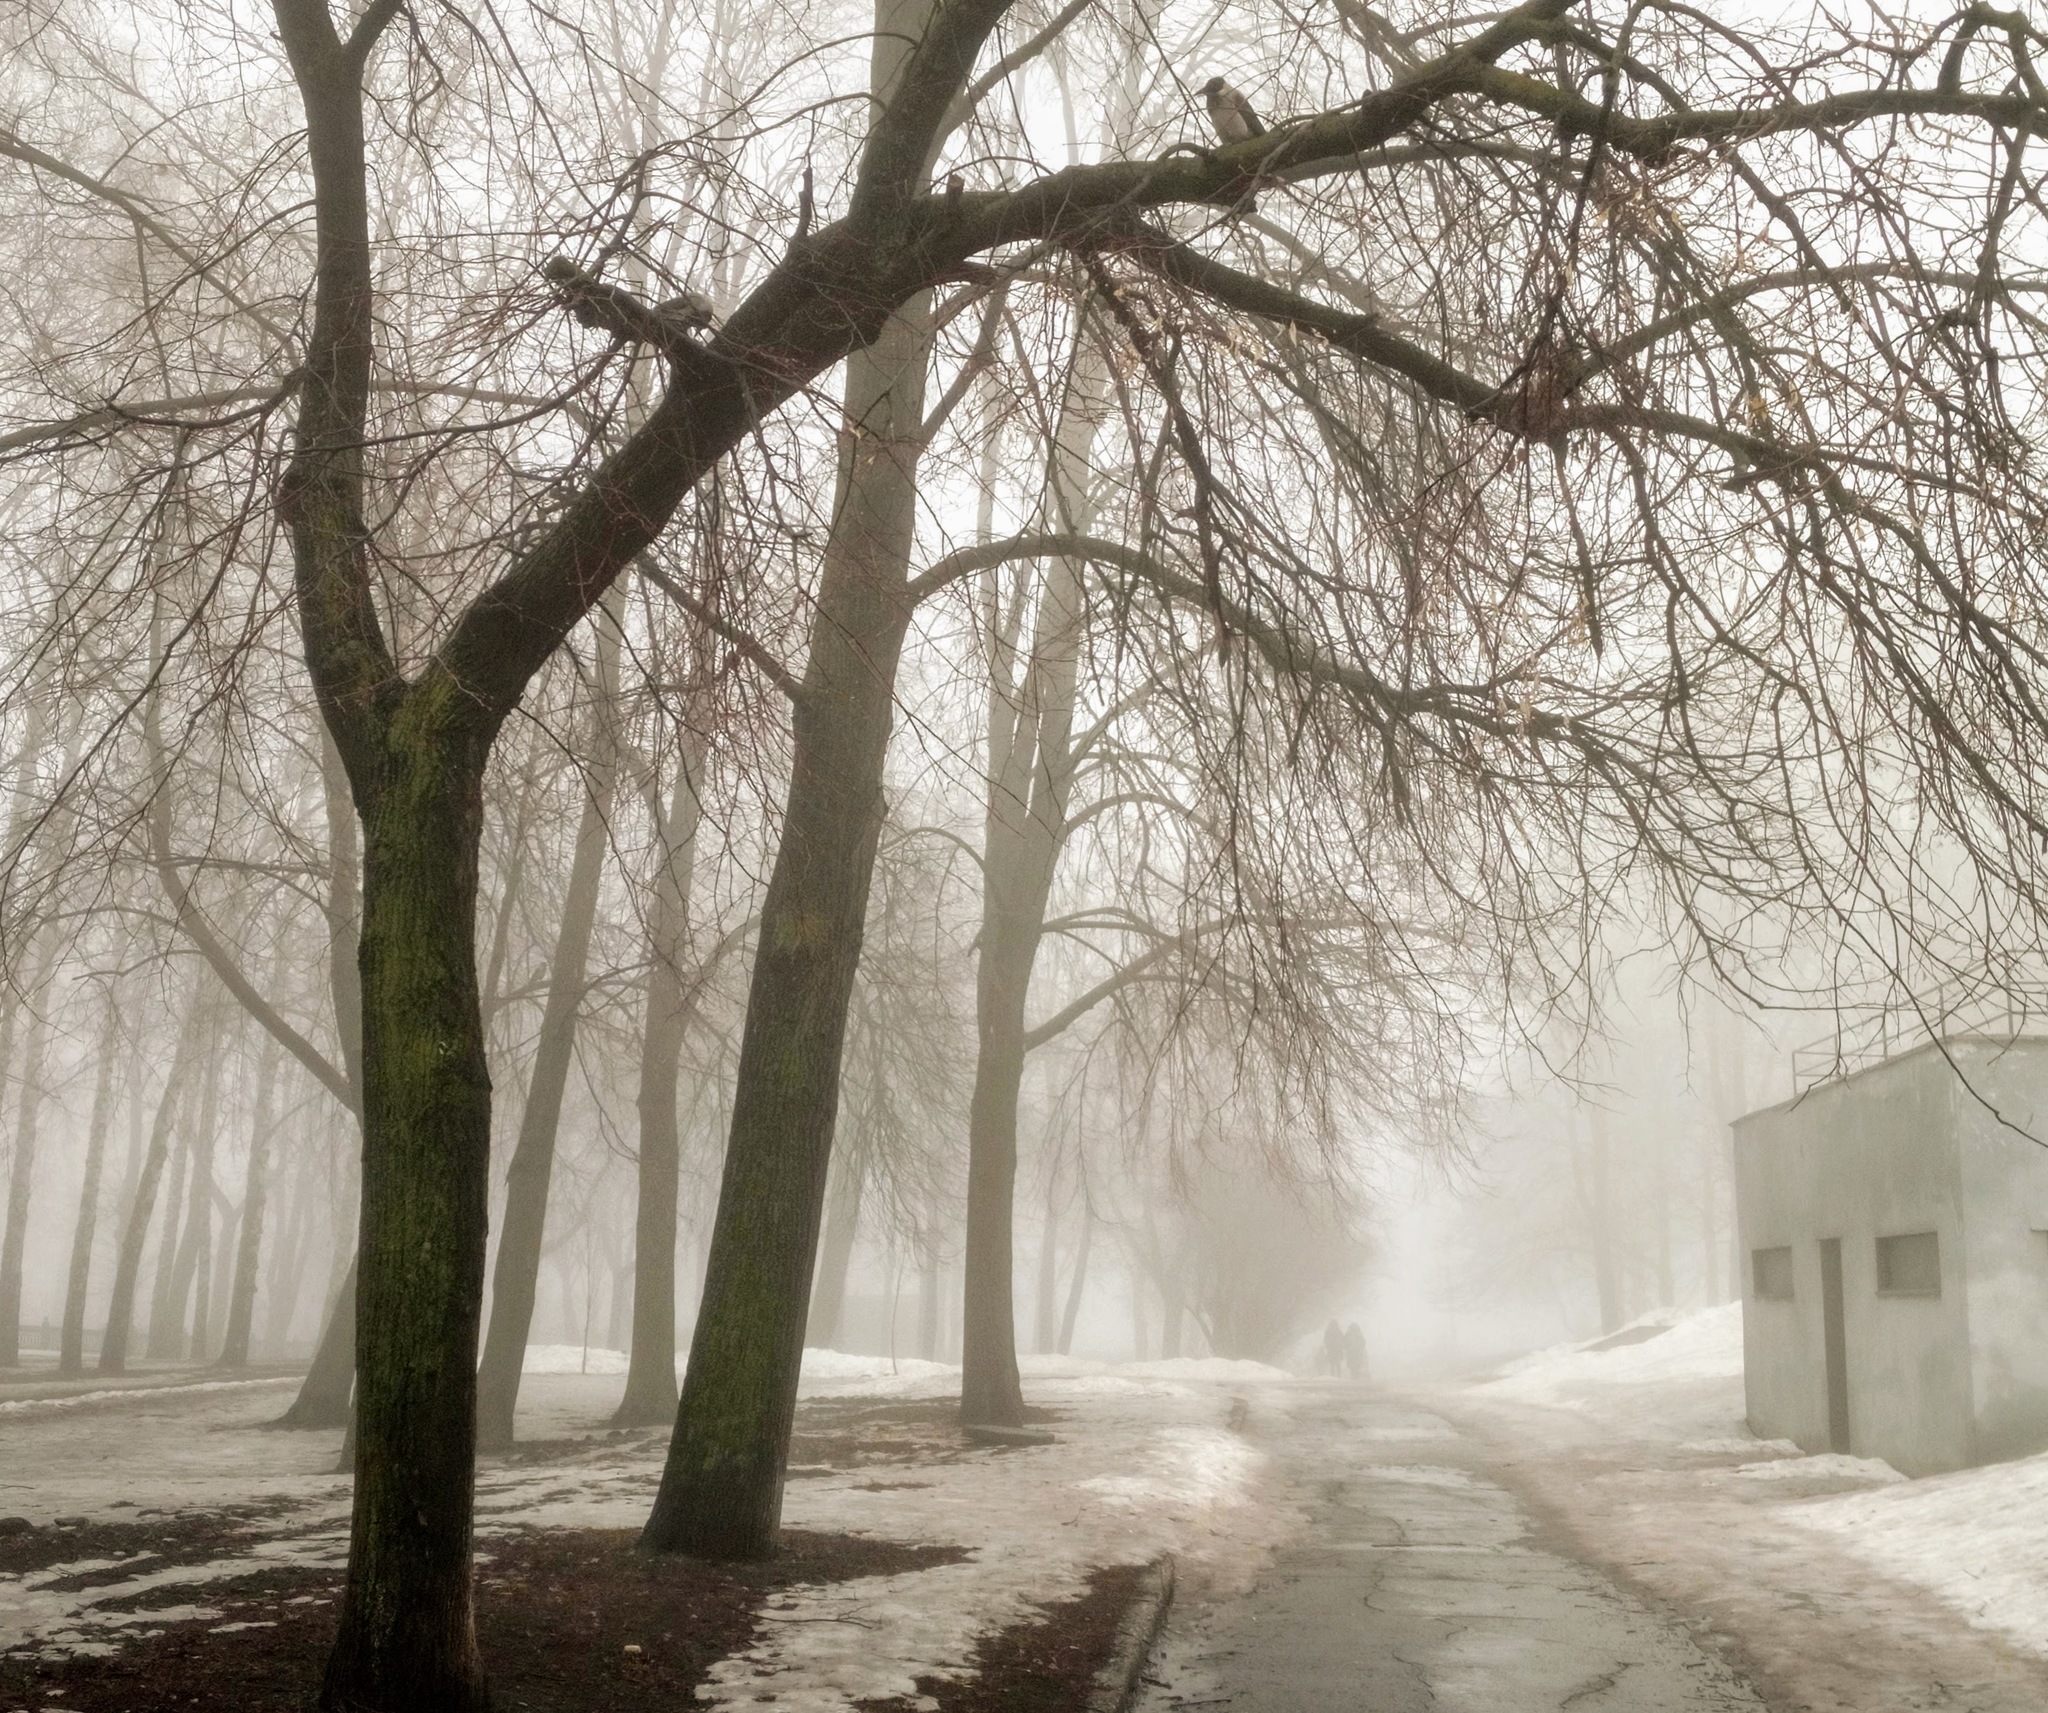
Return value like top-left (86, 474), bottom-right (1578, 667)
top-left (1876, 1231), bottom-right (1941, 1296)
top-left (1752, 1246), bottom-right (1795, 1301)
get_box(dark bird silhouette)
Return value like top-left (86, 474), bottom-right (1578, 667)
top-left (1201, 76), bottom-right (1265, 144)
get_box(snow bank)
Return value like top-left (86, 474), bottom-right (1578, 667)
top-left (1476, 1303), bottom-right (1743, 1405)
top-left (1464, 1303), bottom-right (1748, 1441)
top-left (1791, 1448), bottom-right (2048, 1655)
top-left (1733, 1453), bottom-right (1902, 1484)
top-left (520, 1344), bottom-right (628, 1375)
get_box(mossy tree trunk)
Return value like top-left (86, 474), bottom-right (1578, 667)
top-left (318, 717), bottom-right (495, 1713)
top-left (641, 305), bottom-right (930, 1559)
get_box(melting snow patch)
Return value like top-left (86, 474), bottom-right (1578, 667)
top-left (0, 1377), bottom-right (296, 1416)
top-left (1733, 1453), bottom-right (1902, 1484)
top-left (1357, 1464), bottom-right (1478, 1490)
top-left (1789, 1448), bottom-right (2048, 1656)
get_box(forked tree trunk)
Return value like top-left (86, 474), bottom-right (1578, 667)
top-left (318, 737), bottom-right (494, 1713)
top-left (100, 1008), bottom-right (203, 1375)
top-left (60, 1003), bottom-right (122, 1374)
top-left (613, 732), bottom-right (705, 1427)
top-left (642, 305), bottom-right (928, 1561)
top-left (959, 367), bottom-right (1096, 1426)
top-left (475, 598), bottom-right (622, 1450)
top-left (218, 1039), bottom-right (282, 1368)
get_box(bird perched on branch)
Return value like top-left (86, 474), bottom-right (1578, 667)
top-left (1200, 76), bottom-right (1265, 145)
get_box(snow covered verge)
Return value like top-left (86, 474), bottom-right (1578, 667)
top-left (1792, 1451), bottom-right (2048, 1655)
top-left (1462, 1304), bottom-right (2048, 1664)
top-left (1468, 1301), bottom-right (1748, 1438)
top-left (0, 1350), bottom-right (1305, 1709)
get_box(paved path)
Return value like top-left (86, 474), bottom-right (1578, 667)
top-left (1138, 1391), bottom-right (1763, 1713)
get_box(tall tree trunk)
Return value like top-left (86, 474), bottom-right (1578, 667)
top-left (188, 1175), bottom-right (216, 1360)
top-left (281, 731), bottom-right (368, 1425)
top-left (218, 1038), bottom-right (282, 1368)
top-left (100, 1007), bottom-right (203, 1374)
top-left (918, 1245), bottom-right (941, 1360)
top-left (262, 1153), bottom-right (314, 1356)
top-left (475, 597), bottom-right (622, 1450)
top-left (0, 975), bottom-right (58, 1367)
top-left (154, 1055), bottom-right (222, 1361)
top-left (1587, 1106), bottom-right (1621, 1335)
top-left (642, 299), bottom-right (929, 1561)
top-left (806, 1150), bottom-right (866, 1349)
top-left (59, 999), bottom-right (122, 1374)
top-left (614, 723), bottom-right (706, 1427)
top-left (145, 1131), bottom-right (190, 1359)
top-left (1033, 1177), bottom-right (1059, 1355)
top-left (281, 1259), bottom-right (357, 1427)
top-left (318, 735), bottom-right (494, 1713)
top-left (1056, 1209), bottom-right (1091, 1356)
top-left (959, 339), bottom-right (1100, 1426)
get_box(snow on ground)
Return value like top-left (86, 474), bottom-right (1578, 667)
top-left (0, 1350), bottom-right (1305, 1706)
top-left (1470, 1302), bottom-right (1746, 1438)
top-left (1793, 1450), bottom-right (2048, 1654)
top-left (520, 1343), bottom-right (628, 1374)
top-left (1461, 1303), bottom-right (2048, 1664)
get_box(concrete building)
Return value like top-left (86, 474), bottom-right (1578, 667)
top-left (1734, 1036), bottom-right (2048, 1475)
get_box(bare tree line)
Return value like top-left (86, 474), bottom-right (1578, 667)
top-left (10, 0), bottom-right (2048, 1707)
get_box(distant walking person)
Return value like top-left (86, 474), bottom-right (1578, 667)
top-left (1343, 1322), bottom-right (1368, 1382)
top-left (1321, 1320), bottom-right (1345, 1378)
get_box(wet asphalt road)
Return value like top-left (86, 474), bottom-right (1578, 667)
top-left (1136, 1391), bottom-right (1765, 1713)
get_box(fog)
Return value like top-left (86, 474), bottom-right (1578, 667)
top-left (7, 0), bottom-right (2048, 1706)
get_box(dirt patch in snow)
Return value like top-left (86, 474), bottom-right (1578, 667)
top-left (856, 1561), bottom-right (1143, 1713)
top-left (0, 1528), bottom-right (966, 1711)
top-left (786, 1401), bottom-right (1063, 1474)
top-left (0, 1501), bottom-right (310, 1581)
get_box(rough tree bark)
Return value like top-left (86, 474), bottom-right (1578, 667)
top-left (641, 295), bottom-right (931, 1558)
top-left (262, 0), bottom-right (1807, 1679)
top-left (474, 596), bottom-right (623, 1450)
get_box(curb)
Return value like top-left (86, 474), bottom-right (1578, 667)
top-left (1086, 1553), bottom-right (1176, 1713)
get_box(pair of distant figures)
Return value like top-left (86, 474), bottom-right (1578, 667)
top-left (1319, 1320), bottom-right (1368, 1381)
